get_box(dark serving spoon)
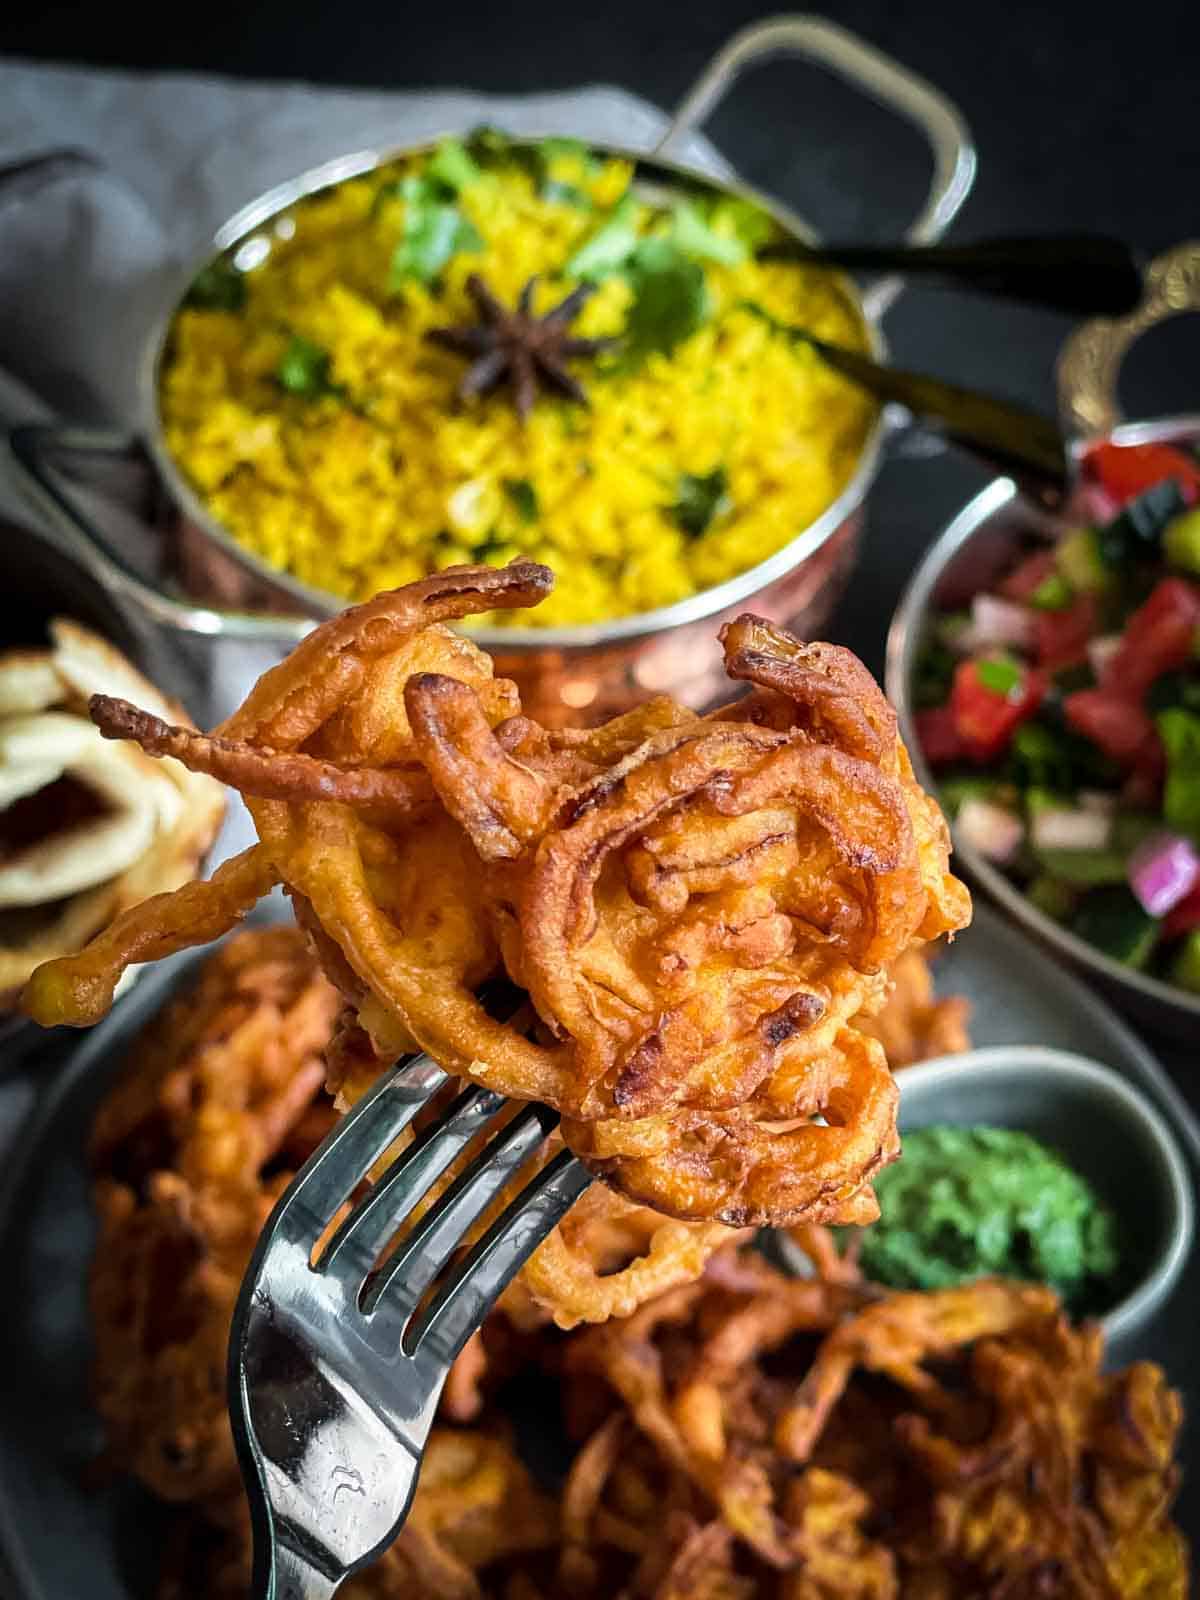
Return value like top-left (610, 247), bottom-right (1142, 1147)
top-left (740, 304), bottom-right (1069, 503)
top-left (759, 234), bottom-right (1143, 318)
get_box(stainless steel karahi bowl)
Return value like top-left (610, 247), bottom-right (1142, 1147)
top-left (7, 16), bottom-right (975, 725)
top-left (888, 242), bottom-right (1200, 1038)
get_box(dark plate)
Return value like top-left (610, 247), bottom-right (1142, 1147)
top-left (0, 907), bottom-right (1194, 1600)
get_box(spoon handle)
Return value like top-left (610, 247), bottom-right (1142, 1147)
top-left (762, 235), bottom-right (1143, 317)
top-left (805, 334), bottom-right (1069, 501)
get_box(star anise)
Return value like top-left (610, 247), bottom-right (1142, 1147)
top-left (425, 273), bottom-right (618, 420)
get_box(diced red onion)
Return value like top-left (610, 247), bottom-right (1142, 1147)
top-left (1075, 484), bottom-right (1121, 524)
top-left (1031, 807), bottom-right (1113, 852)
top-left (965, 593), bottom-right (1036, 653)
top-left (1078, 790), bottom-right (1118, 816)
top-left (957, 798), bottom-right (1025, 863)
top-left (1087, 634), bottom-right (1122, 680)
top-left (1128, 832), bottom-right (1200, 917)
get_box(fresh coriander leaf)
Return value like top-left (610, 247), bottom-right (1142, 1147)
top-left (1157, 707), bottom-right (1200, 836)
top-left (276, 334), bottom-right (335, 396)
top-left (425, 137), bottom-right (481, 196)
top-left (475, 536), bottom-right (510, 564)
top-left (672, 467), bottom-right (730, 539)
top-left (712, 195), bottom-right (776, 252)
top-left (537, 137), bottom-right (592, 165)
top-left (976, 654), bottom-right (1024, 697)
top-left (541, 179), bottom-right (592, 208)
top-left (184, 259), bottom-right (246, 312)
top-left (669, 200), bottom-right (747, 267)
top-left (620, 238), bottom-right (707, 363)
top-left (390, 201), bottom-right (483, 287)
top-left (503, 478), bottom-right (539, 524)
top-left (464, 125), bottom-right (516, 165)
top-left (564, 193), bottom-right (639, 279)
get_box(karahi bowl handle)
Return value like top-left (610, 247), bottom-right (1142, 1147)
top-left (654, 13), bottom-right (976, 320)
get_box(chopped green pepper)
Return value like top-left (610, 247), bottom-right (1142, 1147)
top-left (1156, 707), bottom-right (1200, 836)
top-left (1055, 525), bottom-right (1111, 590)
top-left (1169, 929), bottom-right (1200, 993)
top-left (1029, 571), bottom-right (1074, 611)
top-left (1098, 480), bottom-right (1189, 566)
top-left (1026, 874), bottom-right (1078, 921)
top-left (1165, 508), bottom-right (1200, 575)
top-left (975, 654), bottom-right (1024, 697)
top-left (1072, 886), bottom-right (1160, 968)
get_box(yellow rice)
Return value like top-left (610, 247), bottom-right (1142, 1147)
top-left (160, 143), bottom-right (877, 629)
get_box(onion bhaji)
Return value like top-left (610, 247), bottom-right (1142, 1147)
top-left (855, 947), bottom-right (971, 1070)
top-left (87, 933), bottom-right (1183, 1600)
top-left (29, 563), bottom-right (969, 1246)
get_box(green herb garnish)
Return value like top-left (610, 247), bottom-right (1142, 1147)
top-left (671, 467), bottom-right (731, 539)
top-left (564, 193), bottom-right (640, 280)
top-left (620, 238), bottom-right (708, 364)
top-left (668, 201), bottom-right (747, 267)
top-left (858, 1124), bottom-right (1123, 1314)
top-left (184, 259), bottom-right (246, 313)
top-left (503, 478), bottom-right (539, 524)
top-left (976, 654), bottom-right (1024, 698)
top-left (389, 174), bottom-right (484, 287)
top-left (424, 137), bottom-right (482, 196)
top-left (276, 334), bottom-right (337, 397)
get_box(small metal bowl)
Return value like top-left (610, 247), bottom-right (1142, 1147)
top-left (893, 1047), bottom-right (1194, 1348)
top-left (888, 243), bottom-right (1200, 1038)
top-left (886, 425), bottom-right (1200, 1039)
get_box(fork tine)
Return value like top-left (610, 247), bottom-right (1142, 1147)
top-left (317, 1084), bottom-right (506, 1279)
top-left (405, 1150), bottom-right (593, 1361)
top-left (362, 1101), bottom-right (560, 1318)
top-left (274, 1053), bottom-right (447, 1249)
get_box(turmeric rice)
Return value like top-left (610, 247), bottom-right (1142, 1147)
top-left (160, 133), bottom-right (876, 629)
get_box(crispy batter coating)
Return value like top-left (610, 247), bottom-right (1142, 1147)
top-left (29, 564), bottom-right (969, 1237)
top-left (855, 947), bottom-right (971, 1069)
top-left (89, 929), bottom-right (339, 1504)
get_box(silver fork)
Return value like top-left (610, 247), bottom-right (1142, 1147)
top-left (227, 1051), bottom-right (593, 1599)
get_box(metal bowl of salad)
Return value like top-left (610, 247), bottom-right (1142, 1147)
top-left (889, 241), bottom-right (1200, 1033)
top-left (890, 427), bottom-right (1200, 1033)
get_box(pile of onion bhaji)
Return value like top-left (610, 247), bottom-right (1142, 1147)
top-left (90, 928), bottom-right (1185, 1600)
top-left (30, 562), bottom-right (970, 1326)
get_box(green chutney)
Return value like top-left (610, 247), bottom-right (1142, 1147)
top-left (859, 1125), bottom-right (1123, 1313)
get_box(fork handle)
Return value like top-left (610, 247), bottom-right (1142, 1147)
top-left (269, 1544), bottom-right (341, 1600)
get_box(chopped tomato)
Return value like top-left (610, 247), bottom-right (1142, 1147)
top-left (950, 659), bottom-right (1045, 761)
top-left (1086, 441), bottom-right (1200, 507)
top-left (1164, 883), bottom-right (1200, 939)
top-left (1035, 595), bottom-right (1097, 671)
top-left (915, 706), bottom-right (969, 766)
top-left (1101, 576), bottom-right (1200, 697)
top-left (998, 550), bottom-right (1057, 602)
top-left (1064, 687), bottom-right (1163, 771)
